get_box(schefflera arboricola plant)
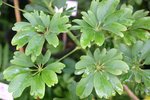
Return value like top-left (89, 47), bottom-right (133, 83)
top-left (75, 48), bottom-right (129, 99)
top-left (3, 50), bottom-right (65, 99)
top-left (12, 11), bottom-right (71, 62)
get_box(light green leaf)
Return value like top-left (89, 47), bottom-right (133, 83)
top-left (8, 73), bottom-right (31, 98)
top-left (76, 74), bottom-right (94, 99)
top-left (50, 13), bottom-right (70, 33)
top-left (80, 28), bottom-right (94, 48)
top-left (23, 12), bottom-right (38, 26)
top-left (0, 0), bottom-right (2, 6)
top-left (25, 34), bottom-right (45, 61)
top-left (30, 75), bottom-right (45, 99)
top-left (104, 60), bottom-right (129, 75)
top-left (133, 10), bottom-right (149, 19)
top-left (96, 0), bottom-right (119, 22)
top-left (12, 22), bottom-right (31, 31)
top-left (102, 22), bottom-right (127, 37)
top-left (39, 11), bottom-right (50, 27)
top-left (94, 31), bottom-right (105, 46)
top-left (41, 70), bottom-right (58, 87)
top-left (109, 75), bottom-right (123, 94)
top-left (3, 66), bottom-right (29, 81)
top-left (42, 50), bottom-right (51, 65)
top-left (11, 31), bottom-right (36, 50)
top-left (132, 17), bottom-right (150, 30)
top-left (45, 32), bottom-right (59, 47)
top-left (90, 0), bottom-right (99, 14)
top-left (45, 62), bottom-right (65, 73)
top-left (94, 72), bottom-right (115, 99)
top-left (11, 51), bottom-right (34, 67)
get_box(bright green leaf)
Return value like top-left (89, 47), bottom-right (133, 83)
top-left (41, 70), bottom-right (58, 87)
top-left (45, 62), bottom-right (65, 73)
top-left (30, 75), bottom-right (45, 99)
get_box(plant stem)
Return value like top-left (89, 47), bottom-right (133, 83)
top-left (57, 47), bottom-right (81, 62)
top-left (13, 0), bottom-right (24, 52)
top-left (123, 85), bottom-right (139, 100)
top-left (2, 1), bottom-right (26, 13)
top-left (67, 31), bottom-right (80, 47)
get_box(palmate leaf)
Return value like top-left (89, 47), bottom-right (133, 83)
top-left (73, 0), bottom-right (133, 48)
top-left (75, 48), bottom-right (129, 99)
top-left (3, 51), bottom-right (65, 99)
top-left (116, 8), bottom-right (150, 45)
top-left (12, 11), bottom-right (70, 62)
top-left (118, 40), bottom-right (150, 95)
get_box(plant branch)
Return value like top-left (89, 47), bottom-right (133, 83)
top-left (2, 1), bottom-right (26, 13)
top-left (67, 31), bottom-right (80, 47)
top-left (13, 0), bottom-right (24, 52)
top-left (57, 47), bottom-right (81, 62)
top-left (123, 85), bottom-right (139, 100)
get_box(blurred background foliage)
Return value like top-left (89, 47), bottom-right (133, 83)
top-left (0, 0), bottom-right (150, 100)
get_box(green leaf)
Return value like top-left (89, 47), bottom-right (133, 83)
top-left (104, 60), bottom-right (129, 75)
top-left (0, 0), bottom-right (2, 6)
top-left (53, 0), bottom-right (67, 9)
top-left (3, 66), bottom-right (29, 81)
top-left (8, 73), bottom-right (31, 98)
top-left (45, 32), bottom-right (59, 47)
top-left (11, 51), bottom-right (34, 67)
top-left (23, 12), bottom-right (38, 26)
top-left (45, 62), bottom-right (65, 73)
top-left (25, 34), bottom-right (45, 61)
top-left (76, 74), bottom-right (94, 99)
top-left (96, 0), bottom-right (119, 22)
top-left (30, 75), bottom-right (45, 99)
top-left (42, 50), bottom-right (51, 65)
top-left (132, 17), bottom-right (150, 30)
top-left (50, 13), bottom-right (70, 34)
top-left (12, 22), bottom-right (32, 31)
top-left (39, 11), bottom-right (50, 27)
top-left (109, 75), bottom-right (123, 94)
top-left (133, 10), bottom-right (149, 19)
top-left (102, 22), bottom-right (127, 37)
top-left (11, 31), bottom-right (36, 50)
top-left (80, 28), bottom-right (94, 48)
top-left (94, 72), bottom-right (115, 99)
top-left (94, 31), bottom-right (105, 46)
top-left (41, 70), bottom-right (58, 87)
